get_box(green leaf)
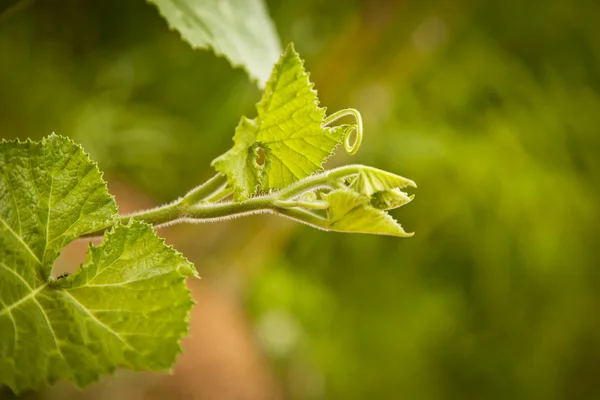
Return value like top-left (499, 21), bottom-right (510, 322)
top-left (350, 166), bottom-right (417, 210)
top-left (148, 0), bottom-right (281, 87)
top-left (211, 116), bottom-right (261, 200)
top-left (0, 134), bottom-right (117, 273)
top-left (322, 189), bottom-right (414, 237)
top-left (213, 44), bottom-right (351, 198)
top-left (0, 135), bottom-right (196, 393)
top-left (370, 189), bottom-right (414, 211)
top-left (351, 166), bottom-right (417, 196)
top-left (255, 46), bottom-right (350, 190)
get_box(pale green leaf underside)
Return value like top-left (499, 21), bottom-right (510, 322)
top-left (213, 44), bottom-right (350, 198)
top-left (211, 116), bottom-right (261, 200)
top-left (148, 0), bottom-right (281, 87)
top-left (352, 166), bottom-right (417, 196)
top-left (322, 189), bottom-right (413, 237)
top-left (0, 135), bottom-right (196, 393)
top-left (350, 166), bottom-right (417, 210)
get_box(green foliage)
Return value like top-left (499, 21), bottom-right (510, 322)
top-left (0, 40), bottom-right (415, 393)
top-left (210, 45), bottom-right (415, 236)
top-left (211, 116), bottom-right (262, 200)
top-left (323, 189), bottom-right (413, 237)
top-left (351, 166), bottom-right (416, 210)
top-left (3, 0), bottom-right (600, 399)
top-left (148, 0), bottom-right (281, 87)
top-left (0, 135), bottom-right (195, 393)
top-left (212, 44), bottom-right (353, 199)
top-left (0, 134), bottom-right (116, 269)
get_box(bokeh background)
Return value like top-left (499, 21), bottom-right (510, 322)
top-left (2, 0), bottom-right (600, 399)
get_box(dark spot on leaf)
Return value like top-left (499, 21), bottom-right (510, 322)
top-left (255, 146), bottom-right (266, 166)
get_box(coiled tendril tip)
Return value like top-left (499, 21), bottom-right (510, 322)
top-left (323, 108), bottom-right (363, 155)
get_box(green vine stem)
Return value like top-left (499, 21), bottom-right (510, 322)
top-left (81, 109), bottom-right (367, 238)
top-left (180, 173), bottom-right (228, 205)
top-left (82, 165), bottom-right (370, 238)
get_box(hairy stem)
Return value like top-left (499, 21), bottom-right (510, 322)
top-left (275, 164), bottom-right (362, 199)
top-left (82, 165), bottom-right (367, 238)
top-left (201, 186), bottom-right (233, 203)
top-left (180, 173), bottom-right (228, 205)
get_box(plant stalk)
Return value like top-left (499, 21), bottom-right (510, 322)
top-left (82, 165), bottom-right (367, 238)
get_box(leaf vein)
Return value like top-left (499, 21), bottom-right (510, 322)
top-left (3, 166), bottom-right (23, 237)
top-left (61, 290), bottom-right (135, 351)
top-left (31, 294), bottom-right (69, 368)
top-left (0, 283), bottom-right (47, 317)
top-left (0, 217), bottom-right (42, 265)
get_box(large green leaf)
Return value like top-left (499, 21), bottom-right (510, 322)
top-left (0, 134), bottom-right (117, 273)
top-left (148, 0), bottom-right (281, 87)
top-left (0, 135), bottom-right (196, 393)
top-left (213, 44), bottom-right (351, 198)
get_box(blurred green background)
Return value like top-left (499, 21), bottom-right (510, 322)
top-left (1, 0), bottom-right (600, 399)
